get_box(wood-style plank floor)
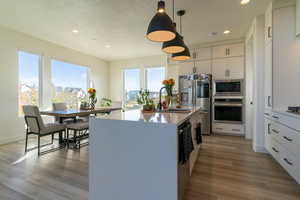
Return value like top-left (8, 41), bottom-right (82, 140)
top-left (0, 135), bottom-right (299, 200)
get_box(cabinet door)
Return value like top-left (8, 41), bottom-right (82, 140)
top-left (212, 43), bottom-right (244, 59)
top-left (212, 57), bottom-right (244, 80)
top-left (226, 57), bottom-right (244, 79)
top-left (195, 60), bottom-right (211, 74)
top-left (265, 42), bottom-right (273, 108)
top-left (227, 43), bottom-right (244, 57)
top-left (265, 118), bottom-right (272, 152)
top-left (212, 59), bottom-right (227, 79)
top-left (178, 62), bottom-right (194, 75)
top-left (265, 3), bottom-right (273, 44)
top-left (194, 47), bottom-right (211, 60)
top-left (212, 45), bottom-right (227, 59)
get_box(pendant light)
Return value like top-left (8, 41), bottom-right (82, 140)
top-left (161, 0), bottom-right (185, 54)
top-left (172, 10), bottom-right (191, 61)
top-left (146, 1), bottom-right (176, 42)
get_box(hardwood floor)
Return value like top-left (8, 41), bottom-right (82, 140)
top-left (0, 135), bottom-right (299, 200)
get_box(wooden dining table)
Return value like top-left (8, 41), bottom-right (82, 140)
top-left (40, 106), bottom-right (122, 144)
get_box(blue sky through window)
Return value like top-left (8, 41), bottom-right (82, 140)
top-left (146, 67), bottom-right (165, 92)
top-left (51, 60), bottom-right (88, 91)
top-left (124, 69), bottom-right (140, 91)
top-left (19, 51), bottom-right (40, 86)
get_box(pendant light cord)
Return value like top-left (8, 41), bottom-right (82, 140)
top-left (173, 0), bottom-right (175, 21)
top-left (180, 15), bottom-right (182, 34)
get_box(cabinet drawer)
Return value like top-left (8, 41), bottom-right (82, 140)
top-left (273, 122), bottom-right (300, 159)
top-left (268, 138), bottom-right (281, 162)
top-left (278, 145), bottom-right (300, 184)
top-left (213, 123), bottom-right (244, 135)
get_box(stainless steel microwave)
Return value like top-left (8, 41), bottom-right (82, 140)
top-left (213, 79), bottom-right (243, 97)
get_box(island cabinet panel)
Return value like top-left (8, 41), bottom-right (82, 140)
top-left (89, 119), bottom-right (178, 200)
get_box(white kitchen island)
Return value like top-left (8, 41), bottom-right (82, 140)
top-left (89, 107), bottom-right (208, 200)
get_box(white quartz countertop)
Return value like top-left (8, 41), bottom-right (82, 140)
top-left (95, 106), bottom-right (208, 125)
top-left (273, 109), bottom-right (300, 120)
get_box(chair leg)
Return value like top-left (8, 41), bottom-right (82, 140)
top-left (51, 134), bottom-right (54, 144)
top-left (25, 133), bottom-right (29, 153)
top-left (38, 135), bottom-right (41, 156)
top-left (78, 131), bottom-right (81, 149)
top-left (67, 129), bottom-right (69, 148)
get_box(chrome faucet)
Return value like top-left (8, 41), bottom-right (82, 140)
top-left (157, 86), bottom-right (166, 111)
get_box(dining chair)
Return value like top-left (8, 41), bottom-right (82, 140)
top-left (66, 122), bottom-right (89, 149)
top-left (23, 105), bottom-right (66, 155)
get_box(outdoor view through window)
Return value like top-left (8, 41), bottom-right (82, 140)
top-left (123, 67), bottom-right (165, 109)
top-left (18, 51), bottom-right (40, 115)
top-left (51, 60), bottom-right (89, 109)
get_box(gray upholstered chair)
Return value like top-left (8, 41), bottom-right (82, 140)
top-left (66, 122), bottom-right (89, 149)
top-left (23, 105), bottom-right (66, 155)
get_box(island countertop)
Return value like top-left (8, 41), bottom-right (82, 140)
top-left (95, 106), bottom-right (208, 125)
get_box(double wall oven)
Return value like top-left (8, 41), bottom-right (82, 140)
top-left (213, 79), bottom-right (244, 128)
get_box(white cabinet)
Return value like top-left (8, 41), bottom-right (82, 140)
top-left (212, 43), bottom-right (244, 59)
top-left (212, 123), bottom-right (244, 135)
top-left (265, 2), bottom-right (273, 44)
top-left (264, 111), bottom-right (300, 184)
top-left (194, 47), bottom-right (211, 60)
top-left (178, 62), bottom-right (194, 75)
top-left (212, 57), bottom-right (244, 80)
top-left (195, 60), bottom-right (211, 74)
top-left (265, 42), bottom-right (273, 109)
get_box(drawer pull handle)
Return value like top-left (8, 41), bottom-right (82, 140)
top-left (283, 136), bottom-right (293, 142)
top-left (272, 115), bottom-right (279, 119)
top-left (271, 129), bottom-right (279, 134)
top-left (272, 147), bottom-right (279, 153)
top-left (283, 158), bottom-right (293, 166)
top-left (216, 128), bottom-right (223, 130)
top-left (264, 113), bottom-right (270, 116)
top-left (232, 129), bottom-right (240, 132)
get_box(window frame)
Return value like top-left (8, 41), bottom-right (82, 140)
top-left (18, 50), bottom-right (43, 115)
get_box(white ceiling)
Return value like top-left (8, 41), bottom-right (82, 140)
top-left (0, 0), bottom-right (271, 61)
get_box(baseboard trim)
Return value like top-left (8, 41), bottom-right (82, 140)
top-left (253, 145), bottom-right (268, 153)
top-left (0, 136), bottom-right (25, 146)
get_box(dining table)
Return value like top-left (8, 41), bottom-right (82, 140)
top-left (40, 106), bottom-right (122, 144)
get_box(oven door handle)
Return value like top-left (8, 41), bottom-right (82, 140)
top-left (214, 103), bottom-right (243, 107)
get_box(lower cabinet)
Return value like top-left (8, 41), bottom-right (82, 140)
top-left (212, 123), bottom-right (244, 135)
top-left (264, 111), bottom-right (300, 184)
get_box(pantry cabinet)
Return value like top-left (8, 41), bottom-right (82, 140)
top-left (265, 3), bottom-right (273, 44)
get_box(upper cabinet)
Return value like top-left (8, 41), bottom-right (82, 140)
top-left (212, 43), bottom-right (244, 59)
top-left (193, 47), bottom-right (211, 61)
top-left (178, 60), bottom-right (211, 75)
top-left (265, 3), bottom-right (273, 44)
top-left (212, 57), bottom-right (244, 80)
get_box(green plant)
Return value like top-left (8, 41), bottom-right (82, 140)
top-left (137, 89), bottom-right (155, 111)
top-left (100, 98), bottom-right (112, 107)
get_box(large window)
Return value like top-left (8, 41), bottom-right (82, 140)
top-left (123, 69), bottom-right (140, 108)
top-left (146, 67), bottom-right (165, 99)
top-left (51, 60), bottom-right (89, 109)
top-left (18, 51), bottom-right (41, 114)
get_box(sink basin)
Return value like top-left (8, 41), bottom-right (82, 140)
top-left (158, 108), bottom-right (192, 113)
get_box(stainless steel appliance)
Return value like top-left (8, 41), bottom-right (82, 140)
top-left (213, 98), bottom-right (243, 124)
top-left (213, 79), bottom-right (244, 97)
top-left (179, 74), bottom-right (212, 135)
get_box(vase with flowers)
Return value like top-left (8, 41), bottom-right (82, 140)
top-left (162, 78), bottom-right (175, 106)
top-left (88, 88), bottom-right (97, 110)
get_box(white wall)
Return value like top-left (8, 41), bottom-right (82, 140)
top-left (0, 25), bottom-right (109, 145)
top-left (108, 55), bottom-right (167, 101)
top-left (245, 16), bottom-right (266, 152)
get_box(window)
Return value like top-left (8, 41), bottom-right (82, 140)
top-left (123, 69), bottom-right (140, 108)
top-left (146, 67), bottom-right (165, 99)
top-left (18, 51), bottom-right (41, 115)
top-left (51, 60), bottom-right (89, 109)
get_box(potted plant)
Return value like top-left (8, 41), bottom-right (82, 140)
top-left (137, 89), bottom-right (156, 112)
top-left (100, 98), bottom-right (112, 107)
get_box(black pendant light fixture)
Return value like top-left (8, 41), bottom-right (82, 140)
top-left (172, 10), bottom-right (191, 61)
top-left (161, 0), bottom-right (185, 54)
top-left (146, 1), bottom-right (176, 42)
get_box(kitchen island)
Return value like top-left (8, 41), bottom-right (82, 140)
top-left (89, 107), bottom-right (208, 200)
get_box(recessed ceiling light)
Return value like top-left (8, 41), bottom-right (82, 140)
top-left (223, 30), bottom-right (231, 35)
top-left (105, 44), bottom-right (111, 48)
top-left (72, 29), bottom-right (79, 34)
top-left (240, 0), bottom-right (250, 5)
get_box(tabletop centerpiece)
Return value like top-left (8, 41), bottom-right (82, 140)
top-left (88, 88), bottom-right (97, 110)
top-left (137, 89), bottom-right (156, 113)
top-left (162, 78), bottom-right (175, 107)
